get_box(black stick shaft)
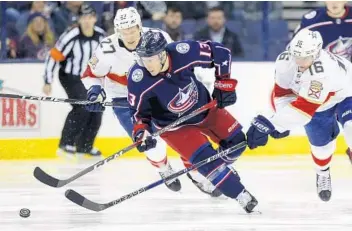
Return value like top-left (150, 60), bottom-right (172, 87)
top-left (0, 93), bottom-right (122, 107)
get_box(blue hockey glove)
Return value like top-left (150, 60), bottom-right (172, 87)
top-left (85, 85), bottom-right (106, 112)
top-left (132, 123), bottom-right (157, 152)
top-left (246, 115), bottom-right (275, 149)
top-left (212, 78), bottom-right (237, 108)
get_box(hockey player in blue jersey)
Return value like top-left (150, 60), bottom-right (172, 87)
top-left (127, 31), bottom-right (258, 213)
top-left (295, 1), bottom-right (352, 60)
top-left (82, 7), bottom-right (223, 197)
top-left (295, 1), bottom-right (352, 162)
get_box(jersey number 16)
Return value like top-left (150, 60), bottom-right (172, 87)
top-left (309, 61), bottom-right (324, 75)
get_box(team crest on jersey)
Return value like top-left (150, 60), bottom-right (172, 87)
top-left (88, 54), bottom-right (99, 69)
top-left (326, 37), bottom-right (352, 59)
top-left (132, 69), bottom-right (143, 82)
top-left (168, 78), bottom-right (198, 116)
top-left (308, 80), bottom-right (323, 99)
top-left (176, 43), bottom-right (190, 54)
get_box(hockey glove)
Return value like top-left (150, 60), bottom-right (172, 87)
top-left (246, 115), bottom-right (275, 149)
top-left (85, 85), bottom-right (106, 112)
top-left (212, 78), bottom-right (237, 108)
top-left (132, 123), bottom-right (157, 152)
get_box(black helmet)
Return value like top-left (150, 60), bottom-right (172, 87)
top-left (136, 30), bottom-right (168, 58)
top-left (78, 4), bottom-right (96, 17)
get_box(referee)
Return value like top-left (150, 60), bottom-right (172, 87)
top-left (42, 4), bottom-right (105, 157)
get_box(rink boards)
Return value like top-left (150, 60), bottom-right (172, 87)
top-left (0, 63), bottom-right (348, 159)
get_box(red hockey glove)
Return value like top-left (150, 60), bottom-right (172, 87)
top-left (212, 78), bottom-right (238, 108)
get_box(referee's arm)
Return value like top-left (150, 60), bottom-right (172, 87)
top-left (43, 29), bottom-right (77, 94)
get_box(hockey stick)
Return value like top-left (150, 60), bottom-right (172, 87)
top-left (0, 93), bottom-right (124, 107)
top-left (33, 100), bottom-right (217, 188)
top-left (65, 141), bottom-right (247, 212)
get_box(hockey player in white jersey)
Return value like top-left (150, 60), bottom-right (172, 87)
top-left (81, 7), bottom-right (221, 196)
top-left (246, 28), bottom-right (352, 202)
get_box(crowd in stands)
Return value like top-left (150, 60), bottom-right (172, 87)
top-left (2, 1), bottom-right (288, 61)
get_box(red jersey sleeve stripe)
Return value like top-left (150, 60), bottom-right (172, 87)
top-left (290, 96), bottom-right (320, 116)
top-left (273, 83), bottom-right (295, 98)
top-left (81, 65), bottom-right (97, 79)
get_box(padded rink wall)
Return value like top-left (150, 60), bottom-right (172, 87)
top-left (0, 62), bottom-right (347, 159)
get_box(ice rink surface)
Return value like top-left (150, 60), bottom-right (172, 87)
top-left (0, 155), bottom-right (351, 231)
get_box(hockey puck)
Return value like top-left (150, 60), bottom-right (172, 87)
top-left (19, 208), bottom-right (30, 218)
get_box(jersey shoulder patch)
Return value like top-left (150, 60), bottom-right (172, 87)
top-left (176, 42), bottom-right (190, 54)
top-left (130, 68), bottom-right (144, 83)
top-left (127, 64), bottom-right (152, 89)
top-left (304, 10), bottom-right (317, 20)
top-left (300, 8), bottom-right (326, 28)
top-left (167, 40), bottom-right (196, 55)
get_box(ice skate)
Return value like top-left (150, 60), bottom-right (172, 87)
top-left (316, 168), bottom-right (332, 202)
top-left (158, 162), bottom-right (181, 192)
top-left (236, 189), bottom-right (258, 213)
top-left (186, 172), bottom-right (222, 197)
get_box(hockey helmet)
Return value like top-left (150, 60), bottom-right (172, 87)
top-left (136, 30), bottom-right (168, 58)
top-left (289, 29), bottom-right (323, 59)
top-left (114, 7), bottom-right (142, 33)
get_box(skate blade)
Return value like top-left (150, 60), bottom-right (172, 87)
top-left (249, 210), bottom-right (262, 215)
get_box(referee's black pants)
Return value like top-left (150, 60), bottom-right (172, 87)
top-left (58, 73), bottom-right (102, 152)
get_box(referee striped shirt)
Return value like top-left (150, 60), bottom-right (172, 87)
top-left (44, 26), bottom-right (105, 84)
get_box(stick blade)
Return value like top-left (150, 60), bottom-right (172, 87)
top-left (65, 189), bottom-right (106, 212)
top-left (33, 167), bottom-right (65, 188)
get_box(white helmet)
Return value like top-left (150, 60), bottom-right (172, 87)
top-left (114, 7), bottom-right (142, 33)
top-left (289, 29), bottom-right (323, 59)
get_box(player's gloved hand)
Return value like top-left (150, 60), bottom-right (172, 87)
top-left (246, 115), bottom-right (275, 149)
top-left (270, 130), bottom-right (290, 139)
top-left (85, 85), bottom-right (106, 112)
top-left (132, 123), bottom-right (157, 152)
top-left (212, 78), bottom-right (238, 109)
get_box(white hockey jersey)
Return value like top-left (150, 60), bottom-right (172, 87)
top-left (269, 49), bottom-right (352, 132)
top-left (81, 27), bottom-right (172, 98)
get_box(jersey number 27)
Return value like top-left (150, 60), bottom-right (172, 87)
top-left (100, 38), bottom-right (116, 54)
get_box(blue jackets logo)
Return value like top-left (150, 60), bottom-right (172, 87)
top-left (168, 78), bottom-right (198, 116)
top-left (326, 37), bottom-right (352, 59)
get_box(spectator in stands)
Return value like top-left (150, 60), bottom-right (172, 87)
top-left (18, 13), bottom-right (55, 60)
top-left (165, 2), bottom-right (207, 19)
top-left (162, 6), bottom-right (185, 41)
top-left (16, 1), bottom-right (55, 37)
top-left (194, 7), bottom-right (243, 57)
top-left (137, 1), bottom-right (167, 20)
top-left (6, 37), bottom-right (18, 59)
top-left (51, 1), bottom-right (83, 36)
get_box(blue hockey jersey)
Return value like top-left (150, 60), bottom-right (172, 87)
top-left (127, 40), bottom-right (232, 129)
top-left (296, 7), bottom-right (352, 60)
